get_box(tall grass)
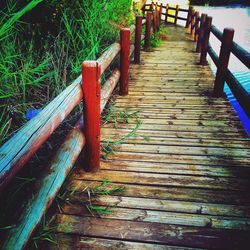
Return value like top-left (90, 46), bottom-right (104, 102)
top-left (0, 0), bottom-right (133, 145)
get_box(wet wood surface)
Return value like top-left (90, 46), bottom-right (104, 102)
top-left (49, 25), bottom-right (250, 249)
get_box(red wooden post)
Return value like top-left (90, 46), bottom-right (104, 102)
top-left (200, 16), bottom-right (212, 66)
top-left (196, 13), bottom-right (207, 53)
top-left (185, 6), bottom-right (192, 28)
top-left (144, 12), bottom-right (152, 50)
top-left (174, 5), bottom-right (179, 25)
top-left (194, 11), bottom-right (200, 42)
top-left (165, 4), bottom-right (169, 24)
top-left (155, 3), bottom-right (159, 31)
top-left (213, 28), bottom-right (235, 97)
top-left (153, 10), bottom-right (157, 33)
top-left (82, 61), bottom-right (101, 172)
top-left (190, 9), bottom-right (195, 35)
top-left (134, 16), bottom-right (143, 64)
top-left (120, 28), bottom-right (130, 96)
top-left (159, 3), bottom-right (163, 28)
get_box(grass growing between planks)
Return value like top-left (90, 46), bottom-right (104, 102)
top-left (101, 106), bottom-right (144, 159)
top-left (30, 179), bottom-right (125, 248)
top-left (55, 179), bottom-right (125, 217)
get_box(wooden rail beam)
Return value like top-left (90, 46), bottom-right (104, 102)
top-left (213, 28), bottom-right (235, 97)
top-left (82, 61), bottom-right (101, 172)
top-left (3, 122), bottom-right (86, 250)
top-left (120, 28), bottom-right (130, 96)
top-left (0, 79), bottom-right (83, 190)
top-left (144, 12), bottom-right (152, 50)
top-left (200, 16), bottom-right (213, 66)
top-left (101, 69), bottom-right (121, 112)
top-left (134, 16), bottom-right (143, 64)
top-left (97, 43), bottom-right (121, 75)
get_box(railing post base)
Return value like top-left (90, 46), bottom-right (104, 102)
top-left (82, 61), bottom-right (101, 172)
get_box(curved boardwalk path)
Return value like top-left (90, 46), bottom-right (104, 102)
top-left (49, 26), bottom-right (250, 249)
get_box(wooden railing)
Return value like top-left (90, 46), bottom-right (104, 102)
top-left (143, 1), bottom-right (250, 118)
top-left (142, 2), bottom-right (190, 26)
top-left (0, 10), bottom-right (158, 250)
top-left (185, 8), bottom-right (250, 118)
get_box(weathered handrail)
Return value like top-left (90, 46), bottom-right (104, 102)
top-left (231, 41), bottom-right (250, 69)
top-left (97, 43), bottom-right (121, 74)
top-left (0, 80), bottom-right (83, 190)
top-left (187, 8), bottom-right (250, 119)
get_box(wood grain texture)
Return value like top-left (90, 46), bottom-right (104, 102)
top-left (47, 24), bottom-right (250, 249)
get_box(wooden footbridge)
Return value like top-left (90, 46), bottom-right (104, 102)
top-left (1, 2), bottom-right (250, 249)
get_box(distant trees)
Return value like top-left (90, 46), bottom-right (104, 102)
top-left (190, 0), bottom-right (249, 5)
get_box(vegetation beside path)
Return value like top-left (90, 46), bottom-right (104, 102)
top-left (0, 0), bottom-right (135, 145)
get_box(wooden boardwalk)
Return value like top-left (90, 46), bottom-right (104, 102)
top-left (50, 26), bottom-right (250, 249)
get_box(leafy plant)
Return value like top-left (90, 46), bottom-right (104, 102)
top-left (150, 32), bottom-right (162, 47)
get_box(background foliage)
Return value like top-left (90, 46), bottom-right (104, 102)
top-left (0, 0), bottom-right (133, 145)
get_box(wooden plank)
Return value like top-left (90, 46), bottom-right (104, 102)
top-left (46, 235), bottom-right (200, 250)
top-left (100, 160), bottom-right (250, 178)
top-left (71, 195), bottom-right (250, 218)
top-left (61, 205), bottom-right (250, 230)
top-left (101, 136), bottom-right (250, 149)
top-left (112, 107), bottom-right (238, 115)
top-left (55, 215), bottom-right (250, 248)
top-left (115, 96), bottom-right (229, 103)
top-left (113, 143), bottom-right (250, 158)
top-left (102, 123), bottom-right (245, 134)
top-left (106, 152), bottom-right (250, 167)
top-left (69, 180), bottom-right (250, 204)
top-left (72, 169), bottom-right (250, 191)
top-left (101, 128), bottom-right (247, 140)
top-left (111, 110), bottom-right (240, 120)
